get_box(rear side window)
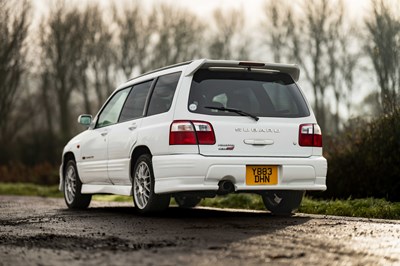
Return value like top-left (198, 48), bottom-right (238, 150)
top-left (188, 69), bottom-right (310, 118)
top-left (119, 80), bottom-right (152, 122)
top-left (147, 72), bottom-right (181, 116)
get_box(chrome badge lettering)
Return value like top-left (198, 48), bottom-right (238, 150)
top-left (235, 128), bottom-right (280, 133)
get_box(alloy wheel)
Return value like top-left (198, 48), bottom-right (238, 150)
top-left (64, 165), bottom-right (77, 204)
top-left (134, 161), bottom-right (151, 209)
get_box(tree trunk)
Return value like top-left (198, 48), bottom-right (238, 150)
top-left (81, 77), bottom-right (92, 115)
top-left (58, 80), bottom-right (71, 143)
top-left (41, 73), bottom-right (56, 160)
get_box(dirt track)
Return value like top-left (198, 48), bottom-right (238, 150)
top-left (0, 195), bottom-right (399, 266)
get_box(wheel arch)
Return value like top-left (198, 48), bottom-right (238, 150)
top-left (63, 152), bottom-right (76, 173)
top-left (61, 152), bottom-right (81, 189)
top-left (130, 146), bottom-right (152, 182)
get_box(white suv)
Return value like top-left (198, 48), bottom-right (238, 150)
top-left (60, 59), bottom-right (327, 214)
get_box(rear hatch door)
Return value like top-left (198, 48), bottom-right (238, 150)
top-left (187, 68), bottom-right (313, 158)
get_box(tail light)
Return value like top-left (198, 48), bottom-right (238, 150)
top-left (170, 120), bottom-right (216, 145)
top-left (299, 124), bottom-right (322, 147)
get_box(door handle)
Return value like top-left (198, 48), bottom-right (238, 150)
top-left (101, 132), bottom-right (108, 137)
top-left (128, 124), bottom-right (137, 131)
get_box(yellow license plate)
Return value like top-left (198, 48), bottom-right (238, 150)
top-left (246, 165), bottom-right (278, 185)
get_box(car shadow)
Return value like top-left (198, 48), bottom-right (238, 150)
top-left (58, 205), bottom-right (310, 235)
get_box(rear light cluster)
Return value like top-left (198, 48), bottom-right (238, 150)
top-left (170, 120), bottom-right (216, 145)
top-left (299, 124), bottom-right (322, 147)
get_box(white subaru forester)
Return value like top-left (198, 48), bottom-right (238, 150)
top-left (60, 59), bottom-right (327, 214)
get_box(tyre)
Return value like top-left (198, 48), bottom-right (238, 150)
top-left (133, 154), bottom-right (170, 213)
top-left (262, 190), bottom-right (305, 215)
top-left (175, 195), bottom-right (201, 208)
top-left (63, 160), bottom-right (92, 209)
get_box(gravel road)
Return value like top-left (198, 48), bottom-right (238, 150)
top-left (0, 195), bottom-right (399, 266)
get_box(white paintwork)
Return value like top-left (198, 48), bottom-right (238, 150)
top-left (107, 119), bottom-right (143, 185)
top-left (81, 184), bottom-right (132, 195)
top-left (152, 154), bottom-right (327, 194)
top-left (78, 128), bottom-right (110, 184)
top-left (60, 59), bottom-right (327, 197)
top-left (184, 116), bottom-right (314, 157)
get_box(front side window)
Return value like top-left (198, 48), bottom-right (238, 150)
top-left (147, 72), bottom-right (181, 116)
top-left (97, 88), bottom-right (130, 128)
top-left (188, 69), bottom-right (310, 118)
top-left (119, 80), bottom-right (153, 122)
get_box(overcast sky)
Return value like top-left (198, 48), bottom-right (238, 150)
top-left (34, 0), bottom-right (371, 20)
top-left (31, 0), bottom-right (379, 118)
top-left (151, 0), bottom-right (370, 19)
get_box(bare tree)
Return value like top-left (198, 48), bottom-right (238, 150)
top-left (261, 0), bottom-right (291, 62)
top-left (0, 0), bottom-right (30, 147)
top-left (325, 1), bottom-right (359, 132)
top-left (39, 2), bottom-right (88, 142)
top-left (335, 25), bottom-right (359, 129)
top-left (365, 0), bottom-right (400, 114)
top-left (263, 0), bottom-right (358, 132)
top-left (147, 4), bottom-right (204, 70)
top-left (113, 2), bottom-right (156, 78)
top-left (84, 4), bottom-right (116, 111)
top-left (359, 91), bottom-right (383, 116)
top-left (40, 70), bottom-right (56, 143)
top-left (290, 0), bottom-right (339, 132)
top-left (208, 8), bottom-right (250, 60)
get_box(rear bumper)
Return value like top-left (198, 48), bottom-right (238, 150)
top-left (152, 155), bottom-right (327, 194)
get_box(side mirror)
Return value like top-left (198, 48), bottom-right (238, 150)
top-left (77, 114), bottom-right (92, 126)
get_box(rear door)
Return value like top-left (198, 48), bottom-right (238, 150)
top-left (187, 69), bottom-right (313, 158)
top-left (107, 80), bottom-right (153, 185)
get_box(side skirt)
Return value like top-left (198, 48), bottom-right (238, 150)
top-left (81, 184), bottom-right (132, 196)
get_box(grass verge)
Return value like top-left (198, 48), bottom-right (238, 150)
top-left (1, 182), bottom-right (399, 219)
top-left (201, 194), bottom-right (400, 219)
top-left (299, 197), bottom-right (400, 220)
top-left (0, 182), bottom-right (62, 198)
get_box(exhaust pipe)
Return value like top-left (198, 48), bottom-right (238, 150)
top-left (217, 180), bottom-right (235, 195)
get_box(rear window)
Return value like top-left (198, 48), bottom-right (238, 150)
top-left (188, 69), bottom-right (310, 118)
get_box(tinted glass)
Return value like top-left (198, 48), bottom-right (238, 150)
top-left (97, 88), bottom-right (130, 128)
top-left (119, 80), bottom-right (152, 122)
top-left (188, 69), bottom-right (310, 118)
top-left (147, 72), bottom-right (181, 116)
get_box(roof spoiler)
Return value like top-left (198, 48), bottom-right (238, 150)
top-left (184, 59), bottom-right (300, 82)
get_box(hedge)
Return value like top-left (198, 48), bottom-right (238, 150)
top-left (322, 110), bottom-right (400, 201)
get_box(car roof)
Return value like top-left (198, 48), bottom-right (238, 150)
top-left (125, 59), bottom-right (300, 87)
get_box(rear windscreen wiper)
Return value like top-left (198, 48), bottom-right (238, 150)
top-left (204, 106), bottom-right (259, 121)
